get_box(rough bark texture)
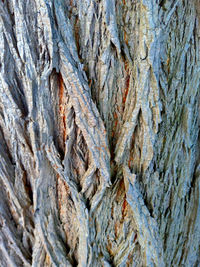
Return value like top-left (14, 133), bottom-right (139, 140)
top-left (0, 0), bottom-right (200, 266)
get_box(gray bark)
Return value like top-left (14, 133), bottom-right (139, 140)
top-left (0, 0), bottom-right (200, 266)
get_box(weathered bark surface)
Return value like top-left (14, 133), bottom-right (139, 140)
top-left (0, 0), bottom-right (200, 266)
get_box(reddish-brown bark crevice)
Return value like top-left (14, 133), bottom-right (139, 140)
top-left (58, 72), bottom-right (67, 148)
top-left (122, 74), bottom-right (130, 105)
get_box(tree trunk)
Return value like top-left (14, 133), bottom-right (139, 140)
top-left (0, 0), bottom-right (200, 266)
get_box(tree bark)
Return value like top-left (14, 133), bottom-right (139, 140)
top-left (0, 0), bottom-right (200, 266)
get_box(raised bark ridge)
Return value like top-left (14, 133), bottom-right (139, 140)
top-left (0, 0), bottom-right (200, 266)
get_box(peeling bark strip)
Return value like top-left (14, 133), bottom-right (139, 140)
top-left (0, 0), bottom-right (200, 266)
